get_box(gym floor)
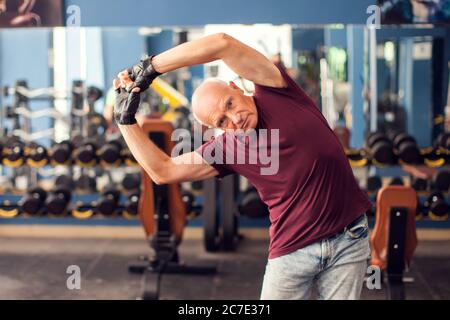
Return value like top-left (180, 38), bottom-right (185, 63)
top-left (0, 230), bottom-right (449, 300)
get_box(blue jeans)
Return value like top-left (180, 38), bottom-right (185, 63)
top-left (261, 214), bottom-right (371, 300)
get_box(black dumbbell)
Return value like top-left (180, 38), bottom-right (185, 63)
top-left (421, 146), bottom-right (447, 167)
top-left (123, 193), bottom-right (140, 219)
top-left (121, 173), bottom-right (141, 191)
top-left (97, 188), bottom-right (121, 216)
top-left (49, 140), bottom-right (73, 165)
top-left (346, 149), bottom-right (368, 167)
top-left (2, 138), bottom-right (25, 167)
top-left (87, 86), bottom-right (103, 106)
top-left (366, 132), bottom-right (394, 165)
top-left (239, 187), bottom-right (269, 219)
top-left (424, 191), bottom-right (449, 220)
top-left (389, 177), bottom-right (404, 186)
top-left (73, 139), bottom-right (98, 167)
top-left (0, 199), bottom-right (20, 218)
top-left (391, 132), bottom-right (420, 164)
top-left (435, 132), bottom-right (450, 150)
top-left (20, 187), bottom-right (47, 215)
top-left (25, 142), bottom-right (48, 167)
top-left (98, 139), bottom-right (123, 166)
top-left (416, 200), bottom-right (427, 220)
top-left (367, 176), bottom-right (382, 193)
top-left (411, 177), bottom-right (428, 194)
top-left (173, 106), bottom-right (192, 131)
top-left (432, 170), bottom-right (450, 193)
top-left (72, 202), bottom-right (95, 219)
top-left (87, 113), bottom-right (108, 137)
top-left (45, 175), bottom-right (73, 216)
top-left (121, 147), bottom-right (138, 166)
top-left (75, 174), bottom-right (97, 192)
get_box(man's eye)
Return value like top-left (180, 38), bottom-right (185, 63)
top-left (227, 100), bottom-right (233, 108)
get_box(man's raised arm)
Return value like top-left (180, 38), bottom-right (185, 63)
top-left (144, 33), bottom-right (286, 88)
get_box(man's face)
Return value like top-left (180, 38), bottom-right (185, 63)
top-left (194, 81), bottom-right (258, 131)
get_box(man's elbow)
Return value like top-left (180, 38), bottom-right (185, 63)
top-left (214, 32), bottom-right (233, 54)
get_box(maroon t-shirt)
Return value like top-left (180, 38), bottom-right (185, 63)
top-left (196, 64), bottom-right (372, 259)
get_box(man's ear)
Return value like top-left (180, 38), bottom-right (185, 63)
top-left (229, 81), bottom-right (244, 93)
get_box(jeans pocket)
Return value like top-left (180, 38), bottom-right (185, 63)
top-left (346, 215), bottom-right (369, 240)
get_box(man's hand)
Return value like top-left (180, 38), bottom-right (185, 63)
top-left (126, 55), bottom-right (161, 93)
top-left (113, 77), bottom-right (141, 125)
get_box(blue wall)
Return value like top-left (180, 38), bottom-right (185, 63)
top-left (101, 28), bottom-right (146, 91)
top-left (64, 0), bottom-right (376, 26)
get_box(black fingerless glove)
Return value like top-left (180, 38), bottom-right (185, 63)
top-left (114, 87), bottom-right (141, 125)
top-left (127, 55), bottom-right (162, 92)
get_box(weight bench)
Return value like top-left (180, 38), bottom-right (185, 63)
top-left (128, 118), bottom-right (216, 300)
top-left (370, 185), bottom-right (418, 300)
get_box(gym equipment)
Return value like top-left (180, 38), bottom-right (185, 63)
top-left (366, 132), bottom-right (394, 166)
top-left (87, 86), bottom-right (103, 106)
top-left (202, 178), bottom-right (221, 252)
top-left (424, 191), bottom-right (449, 220)
top-left (75, 174), bottom-right (97, 192)
top-left (367, 176), bottom-right (382, 194)
top-left (87, 113), bottom-right (108, 137)
top-left (416, 201), bottom-right (427, 220)
top-left (239, 187), bottom-right (269, 219)
top-left (122, 173), bottom-right (141, 191)
top-left (221, 175), bottom-right (240, 250)
top-left (49, 141), bottom-right (73, 165)
top-left (122, 147), bottom-right (138, 166)
top-left (45, 177), bottom-right (72, 216)
top-left (389, 177), bottom-right (404, 186)
top-left (181, 190), bottom-right (202, 220)
top-left (128, 118), bottom-right (216, 300)
top-left (390, 132), bottom-right (421, 164)
top-left (191, 180), bottom-right (203, 192)
top-left (434, 132), bottom-right (450, 150)
top-left (98, 139), bottom-right (123, 166)
top-left (431, 170), bottom-right (450, 193)
top-left (24, 142), bottom-right (48, 167)
top-left (371, 186), bottom-right (418, 300)
top-left (411, 177), bottom-right (428, 194)
top-left (123, 193), bottom-right (140, 219)
top-left (421, 146), bottom-right (446, 167)
top-left (73, 139), bottom-right (98, 167)
top-left (345, 148), bottom-right (368, 167)
top-left (97, 188), bottom-right (121, 216)
top-left (72, 202), bottom-right (95, 219)
top-left (1, 138), bottom-right (24, 167)
top-left (0, 199), bottom-right (20, 218)
top-left (20, 187), bottom-right (47, 215)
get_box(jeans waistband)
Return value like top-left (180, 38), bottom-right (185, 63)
top-left (329, 214), bottom-right (366, 240)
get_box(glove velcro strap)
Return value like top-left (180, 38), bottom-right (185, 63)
top-left (115, 113), bottom-right (137, 125)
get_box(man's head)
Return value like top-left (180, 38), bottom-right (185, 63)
top-left (191, 79), bottom-right (258, 131)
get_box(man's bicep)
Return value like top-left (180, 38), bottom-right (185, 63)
top-left (221, 34), bottom-right (286, 88)
top-left (167, 152), bottom-right (218, 183)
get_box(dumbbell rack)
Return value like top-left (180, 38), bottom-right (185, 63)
top-left (0, 80), bottom-right (142, 223)
top-left (348, 147), bottom-right (450, 227)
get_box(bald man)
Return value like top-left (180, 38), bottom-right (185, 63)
top-left (114, 33), bottom-right (372, 300)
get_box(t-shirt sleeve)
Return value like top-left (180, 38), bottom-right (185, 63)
top-left (194, 134), bottom-right (234, 179)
